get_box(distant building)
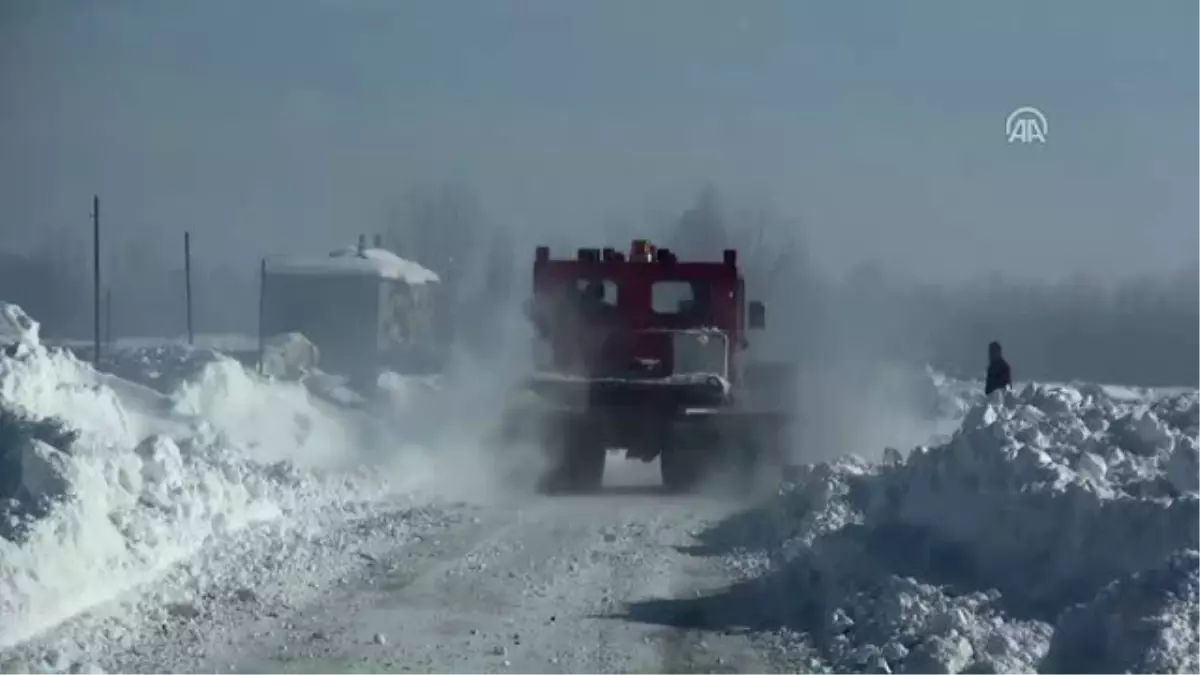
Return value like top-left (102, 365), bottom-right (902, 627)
top-left (261, 242), bottom-right (445, 383)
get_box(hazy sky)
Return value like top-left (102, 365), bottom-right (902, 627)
top-left (1, 0), bottom-right (1195, 282)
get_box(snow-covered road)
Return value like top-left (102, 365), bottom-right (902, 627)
top-left (3, 301), bottom-right (1196, 674)
top-left (104, 461), bottom-right (785, 674)
top-left (0, 303), bottom-right (782, 675)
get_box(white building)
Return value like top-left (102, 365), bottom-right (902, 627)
top-left (261, 241), bottom-right (444, 380)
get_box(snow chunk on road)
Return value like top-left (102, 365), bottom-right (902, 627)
top-left (679, 381), bottom-right (1199, 673)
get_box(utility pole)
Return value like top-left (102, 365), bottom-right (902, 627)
top-left (105, 287), bottom-right (112, 350)
top-left (92, 195), bottom-right (101, 365)
top-left (184, 231), bottom-right (194, 345)
top-left (257, 257), bottom-right (266, 373)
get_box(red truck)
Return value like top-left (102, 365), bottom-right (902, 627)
top-left (501, 239), bottom-right (796, 492)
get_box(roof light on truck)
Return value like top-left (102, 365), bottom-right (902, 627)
top-left (631, 239), bottom-right (654, 262)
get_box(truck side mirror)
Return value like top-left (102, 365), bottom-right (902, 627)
top-left (748, 301), bottom-right (766, 329)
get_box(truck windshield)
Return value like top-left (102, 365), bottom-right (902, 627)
top-left (576, 278), bottom-right (618, 308)
top-left (651, 280), bottom-right (712, 321)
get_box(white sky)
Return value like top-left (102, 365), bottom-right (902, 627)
top-left (1, 0), bottom-right (1195, 282)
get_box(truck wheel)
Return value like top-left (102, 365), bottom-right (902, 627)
top-left (570, 443), bottom-right (606, 491)
top-left (660, 443), bottom-right (705, 492)
top-left (540, 433), bottom-right (605, 494)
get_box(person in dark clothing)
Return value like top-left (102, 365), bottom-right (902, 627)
top-left (578, 281), bottom-right (613, 323)
top-left (985, 340), bottom-right (1012, 395)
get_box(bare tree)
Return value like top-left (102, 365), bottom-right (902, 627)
top-left (662, 186), bottom-right (820, 358)
top-left (386, 181), bottom-right (485, 301)
top-left (667, 185), bottom-right (729, 259)
top-left (23, 224), bottom-right (89, 338)
top-left (384, 181), bottom-right (521, 354)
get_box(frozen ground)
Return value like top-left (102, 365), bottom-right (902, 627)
top-left (19, 463), bottom-right (787, 675)
top-left (1, 300), bottom-right (1197, 673)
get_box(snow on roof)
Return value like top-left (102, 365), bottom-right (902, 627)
top-left (265, 246), bottom-right (440, 284)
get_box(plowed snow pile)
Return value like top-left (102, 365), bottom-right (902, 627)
top-left (0, 303), bottom-right (408, 651)
top-left (704, 383), bottom-right (1199, 673)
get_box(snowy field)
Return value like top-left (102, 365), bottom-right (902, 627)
top-left (48, 335), bottom-right (260, 357)
top-left (0, 301), bottom-right (1196, 673)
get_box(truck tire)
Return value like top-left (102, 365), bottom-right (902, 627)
top-left (660, 442), bottom-right (705, 492)
top-left (540, 430), bottom-right (606, 494)
top-left (570, 443), bottom-right (606, 491)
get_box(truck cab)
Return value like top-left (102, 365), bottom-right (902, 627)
top-left (526, 240), bottom-right (765, 401)
top-left (504, 239), bottom-right (788, 494)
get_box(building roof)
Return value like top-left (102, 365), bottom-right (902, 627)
top-left (265, 246), bottom-right (440, 284)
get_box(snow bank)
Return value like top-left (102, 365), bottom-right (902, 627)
top-left (699, 381), bottom-right (1199, 673)
top-left (99, 343), bottom-right (232, 395)
top-left (169, 356), bottom-right (372, 470)
top-left (0, 303), bottom-right (402, 651)
top-left (260, 332), bottom-right (319, 380)
top-left (0, 304), bottom-right (39, 348)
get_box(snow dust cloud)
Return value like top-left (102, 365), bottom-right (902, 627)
top-left (0, 1), bottom-right (1195, 478)
top-left (0, 5), bottom-right (1196, 670)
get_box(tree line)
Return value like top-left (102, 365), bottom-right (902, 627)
top-left (2, 184), bottom-right (1195, 387)
top-left (659, 187), bottom-right (1198, 387)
